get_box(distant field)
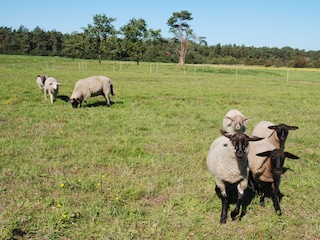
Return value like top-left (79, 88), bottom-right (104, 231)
top-left (0, 55), bottom-right (319, 239)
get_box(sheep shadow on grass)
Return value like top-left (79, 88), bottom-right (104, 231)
top-left (57, 95), bottom-right (70, 103)
top-left (86, 100), bottom-right (124, 108)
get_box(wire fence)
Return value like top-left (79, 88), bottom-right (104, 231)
top-left (2, 56), bottom-right (320, 84)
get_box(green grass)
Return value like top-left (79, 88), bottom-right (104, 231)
top-left (0, 55), bottom-right (320, 239)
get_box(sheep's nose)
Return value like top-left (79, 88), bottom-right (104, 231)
top-left (274, 168), bottom-right (281, 174)
top-left (236, 150), bottom-right (245, 158)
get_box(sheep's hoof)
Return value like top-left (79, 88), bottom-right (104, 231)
top-left (231, 209), bottom-right (239, 220)
top-left (276, 210), bottom-right (282, 216)
top-left (220, 218), bottom-right (227, 224)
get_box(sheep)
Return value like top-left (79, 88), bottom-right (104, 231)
top-left (206, 129), bottom-right (263, 224)
top-left (248, 139), bottom-right (299, 215)
top-left (222, 109), bottom-right (250, 134)
top-left (251, 121), bottom-right (298, 150)
top-left (69, 76), bottom-right (114, 108)
top-left (36, 75), bottom-right (47, 92)
top-left (44, 77), bottom-right (61, 103)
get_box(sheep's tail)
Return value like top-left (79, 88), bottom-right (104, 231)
top-left (110, 84), bottom-right (114, 96)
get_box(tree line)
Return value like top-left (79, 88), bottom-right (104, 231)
top-left (1, 12), bottom-right (319, 68)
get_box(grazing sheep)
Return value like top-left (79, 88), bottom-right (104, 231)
top-left (44, 77), bottom-right (61, 103)
top-left (248, 139), bottom-right (299, 215)
top-left (206, 130), bottom-right (263, 224)
top-left (36, 75), bottom-right (47, 92)
top-left (222, 109), bottom-right (250, 133)
top-left (251, 121), bottom-right (298, 150)
top-left (69, 76), bottom-right (114, 108)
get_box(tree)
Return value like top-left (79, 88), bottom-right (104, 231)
top-left (120, 18), bottom-right (149, 65)
top-left (82, 14), bottom-right (117, 64)
top-left (64, 32), bottom-right (86, 59)
top-left (167, 10), bottom-right (194, 66)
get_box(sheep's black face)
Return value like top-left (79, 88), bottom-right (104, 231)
top-left (231, 134), bottom-right (249, 159)
top-left (70, 98), bottom-right (80, 108)
top-left (269, 124), bottom-right (299, 143)
top-left (270, 149), bottom-right (285, 175)
top-left (276, 124), bottom-right (289, 142)
top-left (220, 130), bottom-right (264, 159)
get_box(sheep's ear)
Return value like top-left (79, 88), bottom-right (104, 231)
top-left (284, 152), bottom-right (299, 160)
top-left (248, 136), bottom-right (264, 142)
top-left (225, 116), bottom-right (234, 122)
top-left (244, 117), bottom-right (251, 122)
top-left (256, 151), bottom-right (272, 157)
top-left (288, 126), bottom-right (299, 130)
top-left (268, 125), bottom-right (278, 130)
top-left (220, 129), bottom-right (232, 138)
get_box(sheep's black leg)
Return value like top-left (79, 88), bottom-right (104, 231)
top-left (220, 195), bottom-right (228, 224)
top-left (260, 194), bottom-right (265, 207)
top-left (231, 193), bottom-right (243, 220)
top-left (239, 188), bottom-right (255, 220)
top-left (258, 185), bottom-right (265, 207)
top-left (272, 187), bottom-right (282, 215)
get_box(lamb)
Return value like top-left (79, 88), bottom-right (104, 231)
top-left (206, 129), bottom-right (263, 224)
top-left (36, 75), bottom-right (48, 92)
top-left (69, 76), bottom-right (114, 108)
top-left (222, 109), bottom-right (250, 133)
top-left (44, 77), bottom-right (61, 103)
top-left (251, 121), bottom-right (298, 150)
top-left (248, 139), bottom-right (299, 215)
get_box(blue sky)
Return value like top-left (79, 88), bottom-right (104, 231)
top-left (1, 0), bottom-right (319, 51)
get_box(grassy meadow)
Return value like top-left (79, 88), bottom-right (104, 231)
top-left (0, 55), bottom-right (319, 239)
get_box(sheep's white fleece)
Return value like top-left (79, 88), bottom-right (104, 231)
top-left (207, 136), bottom-right (248, 195)
top-left (70, 76), bottom-right (113, 106)
top-left (36, 75), bottom-right (47, 92)
top-left (251, 121), bottom-right (279, 148)
top-left (44, 77), bottom-right (60, 103)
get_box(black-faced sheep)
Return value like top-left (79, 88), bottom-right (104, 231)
top-left (248, 139), bottom-right (299, 215)
top-left (36, 75), bottom-right (47, 92)
top-left (206, 130), bottom-right (263, 224)
top-left (69, 76), bottom-right (114, 108)
top-left (222, 109), bottom-right (250, 134)
top-left (251, 121), bottom-right (298, 150)
top-left (44, 77), bottom-right (61, 103)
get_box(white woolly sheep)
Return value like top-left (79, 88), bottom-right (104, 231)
top-left (248, 139), bottom-right (299, 215)
top-left (69, 76), bottom-right (114, 108)
top-left (251, 121), bottom-right (298, 150)
top-left (44, 77), bottom-right (61, 103)
top-left (206, 130), bottom-right (263, 224)
top-left (36, 75), bottom-right (47, 92)
top-left (222, 109), bottom-right (250, 133)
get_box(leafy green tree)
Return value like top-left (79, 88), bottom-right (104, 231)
top-left (64, 32), bottom-right (87, 59)
top-left (120, 18), bottom-right (149, 65)
top-left (82, 14), bottom-right (117, 64)
top-left (167, 10), bottom-right (194, 66)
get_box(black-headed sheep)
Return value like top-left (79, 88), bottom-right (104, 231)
top-left (206, 130), bottom-right (263, 224)
top-left (222, 109), bottom-right (250, 134)
top-left (44, 77), bottom-right (61, 103)
top-left (69, 76), bottom-right (114, 108)
top-left (248, 139), bottom-right (299, 215)
top-left (251, 121), bottom-right (298, 150)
